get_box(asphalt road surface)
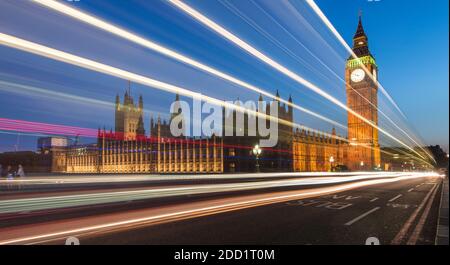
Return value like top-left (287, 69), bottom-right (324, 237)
top-left (0, 173), bottom-right (442, 245)
top-left (78, 176), bottom-right (442, 245)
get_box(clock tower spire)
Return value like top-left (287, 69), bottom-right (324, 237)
top-left (350, 11), bottom-right (372, 58)
top-left (345, 13), bottom-right (381, 170)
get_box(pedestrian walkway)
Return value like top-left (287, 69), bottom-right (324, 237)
top-left (436, 177), bottom-right (449, 245)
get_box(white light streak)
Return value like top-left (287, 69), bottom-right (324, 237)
top-left (31, 0), bottom-right (346, 130)
top-left (168, 0), bottom-right (429, 163)
top-left (304, 0), bottom-right (435, 163)
top-left (0, 172), bottom-right (440, 245)
top-left (0, 32), bottom-right (309, 137)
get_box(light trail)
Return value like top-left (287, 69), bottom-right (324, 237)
top-left (0, 172), bottom-right (440, 245)
top-left (221, 0), bottom-right (425, 162)
top-left (0, 117), bottom-right (334, 157)
top-left (0, 36), bottom-right (430, 166)
top-left (167, 0), bottom-right (430, 163)
top-left (0, 32), bottom-right (350, 146)
top-left (0, 171), bottom-right (394, 187)
top-left (218, 0), bottom-right (332, 84)
top-left (225, 0), bottom-right (434, 165)
top-left (3, 113), bottom-right (426, 165)
top-left (0, 80), bottom-right (167, 118)
top-left (0, 117), bottom-right (97, 138)
top-left (305, 0), bottom-right (404, 116)
top-left (304, 0), bottom-right (435, 163)
top-left (2, 3), bottom-right (427, 165)
top-left (0, 172), bottom-right (436, 214)
top-left (4, 117), bottom-right (421, 169)
top-left (30, 0), bottom-right (346, 130)
top-left (4, 117), bottom-right (427, 165)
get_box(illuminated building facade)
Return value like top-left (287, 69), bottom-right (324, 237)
top-left (293, 128), bottom-right (347, 172)
top-left (222, 92), bottom-right (293, 172)
top-left (114, 82), bottom-right (146, 141)
top-left (345, 15), bottom-right (381, 170)
top-left (55, 16), bottom-right (383, 174)
top-left (64, 92), bottom-right (223, 173)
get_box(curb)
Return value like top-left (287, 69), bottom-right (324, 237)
top-left (435, 177), bottom-right (449, 245)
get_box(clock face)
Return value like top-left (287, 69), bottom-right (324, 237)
top-left (351, 68), bottom-right (365, 83)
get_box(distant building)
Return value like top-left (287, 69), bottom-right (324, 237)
top-left (293, 127), bottom-right (347, 172)
top-left (114, 82), bottom-right (145, 140)
top-left (63, 92), bottom-right (223, 174)
top-left (345, 15), bottom-right (381, 170)
top-left (37, 137), bottom-right (68, 153)
top-left (59, 89), bottom-right (345, 174)
top-left (46, 15), bottom-right (397, 174)
top-left (222, 91), bottom-right (294, 172)
top-left (37, 136), bottom-right (68, 173)
top-left (0, 151), bottom-right (51, 172)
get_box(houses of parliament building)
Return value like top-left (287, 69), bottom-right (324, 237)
top-left (49, 16), bottom-right (382, 174)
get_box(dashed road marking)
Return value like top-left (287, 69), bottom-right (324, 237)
top-left (370, 197), bottom-right (379, 202)
top-left (286, 199), bottom-right (353, 210)
top-left (389, 194), bottom-right (403, 202)
top-left (321, 194), bottom-right (362, 200)
top-left (408, 188), bottom-right (414, 192)
top-left (386, 203), bottom-right (415, 209)
top-left (391, 184), bottom-right (437, 244)
top-left (345, 207), bottom-right (381, 226)
top-left (407, 183), bottom-right (441, 245)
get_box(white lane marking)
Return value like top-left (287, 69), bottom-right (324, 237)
top-left (391, 184), bottom-right (438, 244)
top-left (345, 207), bottom-right (381, 226)
top-left (387, 203), bottom-right (414, 209)
top-left (1, 174), bottom-right (434, 245)
top-left (389, 194), bottom-right (403, 202)
top-left (407, 183), bottom-right (441, 245)
top-left (408, 188), bottom-right (414, 192)
top-left (370, 197), bottom-right (379, 202)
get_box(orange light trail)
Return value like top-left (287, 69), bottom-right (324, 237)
top-left (0, 172), bottom-right (440, 245)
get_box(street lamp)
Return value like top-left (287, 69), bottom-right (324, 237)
top-left (360, 161), bottom-right (364, 170)
top-left (252, 144), bottom-right (262, 172)
top-left (329, 156), bottom-right (335, 171)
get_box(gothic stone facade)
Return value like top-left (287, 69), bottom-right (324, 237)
top-left (345, 16), bottom-right (381, 170)
top-left (293, 128), bottom-right (347, 172)
top-left (64, 92), bottom-right (223, 174)
top-left (58, 16), bottom-right (381, 174)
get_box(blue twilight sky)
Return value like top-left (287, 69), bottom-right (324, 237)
top-left (0, 0), bottom-right (448, 152)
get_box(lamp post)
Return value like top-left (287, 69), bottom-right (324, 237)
top-left (252, 144), bottom-right (262, 173)
top-left (329, 156), bottom-right (335, 172)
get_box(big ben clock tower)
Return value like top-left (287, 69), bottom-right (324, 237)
top-left (346, 14), bottom-right (381, 170)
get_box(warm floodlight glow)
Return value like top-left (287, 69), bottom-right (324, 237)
top-left (167, 0), bottom-right (430, 163)
top-left (305, 0), bottom-right (435, 163)
top-left (0, 32), bottom-right (352, 148)
top-left (0, 172), bottom-right (439, 245)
